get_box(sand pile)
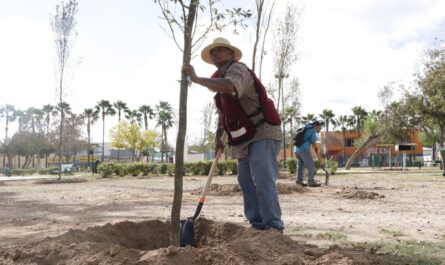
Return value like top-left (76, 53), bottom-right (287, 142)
top-left (0, 218), bottom-right (399, 265)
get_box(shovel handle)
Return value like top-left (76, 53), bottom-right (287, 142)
top-left (191, 133), bottom-right (226, 220)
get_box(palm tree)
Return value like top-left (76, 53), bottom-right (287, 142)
top-left (113, 101), bottom-right (128, 122)
top-left (300, 113), bottom-right (315, 125)
top-left (25, 107), bottom-right (44, 167)
top-left (113, 101), bottom-right (129, 162)
top-left (95, 100), bottom-right (116, 161)
top-left (319, 109), bottom-right (335, 132)
top-left (0, 104), bottom-right (17, 168)
top-left (13, 109), bottom-right (26, 133)
top-left (319, 109), bottom-right (335, 159)
top-left (336, 115), bottom-right (350, 167)
top-left (155, 101), bottom-right (175, 163)
top-left (55, 102), bottom-right (71, 179)
top-left (125, 109), bottom-right (143, 126)
top-left (80, 108), bottom-right (99, 167)
top-left (139, 105), bottom-right (154, 130)
top-left (351, 106), bottom-right (368, 137)
top-left (41, 104), bottom-right (56, 167)
top-left (42, 104), bottom-right (56, 135)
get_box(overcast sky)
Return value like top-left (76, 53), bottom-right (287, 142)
top-left (1, 0), bottom-right (444, 144)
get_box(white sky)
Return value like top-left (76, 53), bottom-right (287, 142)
top-left (1, 0), bottom-right (444, 144)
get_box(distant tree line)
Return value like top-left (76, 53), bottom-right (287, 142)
top-left (0, 100), bottom-right (175, 169)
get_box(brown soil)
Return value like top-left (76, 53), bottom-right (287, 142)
top-left (0, 170), bottom-right (444, 264)
top-left (0, 218), bottom-right (401, 265)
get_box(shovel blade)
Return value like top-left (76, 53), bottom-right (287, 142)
top-left (180, 219), bottom-right (196, 247)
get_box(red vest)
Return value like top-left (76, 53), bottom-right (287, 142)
top-left (213, 64), bottom-right (281, 146)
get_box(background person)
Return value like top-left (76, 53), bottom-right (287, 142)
top-left (294, 120), bottom-right (322, 187)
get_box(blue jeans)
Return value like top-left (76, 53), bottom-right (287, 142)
top-left (237, 139), bottom-right (283, 230)
top-left (296, 150), bottom-right (316, 184)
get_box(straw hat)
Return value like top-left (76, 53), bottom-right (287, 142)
top-left (201, 37), bottom-right (242, 64)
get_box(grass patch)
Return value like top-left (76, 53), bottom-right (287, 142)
top-left (354, 240), bottom-right (445, 265)
top-left (317, 231), bottom-right (347, 241)
top-left (379, 228), bottom-right (406, 237)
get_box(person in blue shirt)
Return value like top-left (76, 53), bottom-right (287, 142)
top-left (294, 120), bottom-right (322, 187)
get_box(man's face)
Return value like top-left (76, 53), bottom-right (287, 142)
top-left (314, 125), bottom-right (322, 133)
top-left (210, 46), bottom-right (234, 66)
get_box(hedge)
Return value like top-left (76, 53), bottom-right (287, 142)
top-left (97, 160), bottom-right (238, 178)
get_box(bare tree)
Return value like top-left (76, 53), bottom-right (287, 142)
top-left (155, 0), bottom-right (251, 246)
top-left (198, 102), bottom-right (216, 152)
top-left (272, 2), bottom-right (301, 165)
top-left (251, 0), bottom-right (275, 78)
top-left (50, 0), bottom-right (79, 179)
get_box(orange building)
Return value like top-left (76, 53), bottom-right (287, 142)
top-left (279, 129), bottom-right (424, 166)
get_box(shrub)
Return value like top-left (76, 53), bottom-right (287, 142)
top-left (160, 163), bottom-right (168, 174)
top-left (224, 160), bottom-right (237, 175)
top-left (115, 163), bottom-right (129, 177)
top-left (38, 168), bottom-right (53, 175)
top-left (287, 159), bottom-right (297, 174)
top-left (98, 163), bottom-right (115, 178)
top-left (216, 162), bottom-right (226, 175)
top-left (326, 159), bottom-right (338, 175)
top-left (167, 164), bottom-right (175, 176)
top-left (127, 163), bottom-right (140, 177)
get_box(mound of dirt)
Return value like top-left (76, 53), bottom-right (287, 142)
top-left (191, 183), bottom-right (307, 196)
top-left (0, 218), bottom-right (401, 265)
top-left (338, 186), bottom-right (385, 200)
top-left (276, 182), bottom-right (308, 194)
top-left (190, 183), bottom-right (242, 196)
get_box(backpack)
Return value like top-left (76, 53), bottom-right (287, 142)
top-left (293, 127), bottom-right (309, 147)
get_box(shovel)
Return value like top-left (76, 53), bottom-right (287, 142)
top-left (180, 142), bottom-right (225, 247)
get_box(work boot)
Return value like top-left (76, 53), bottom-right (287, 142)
top-left (296, 182), bottom-right (307, 187)
top-left (308, 182), bottom-right (321, 187)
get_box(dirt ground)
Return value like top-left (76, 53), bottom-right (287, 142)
top-left (0, 168), bottom-right (444, 264)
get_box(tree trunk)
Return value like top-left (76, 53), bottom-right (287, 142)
top-left (170, 2), bottom-right (197, 247)
top-left (58, 109), bottom-right (64, 180)
top-left (344, 134), bottom-right (378, 170)
top-left (102, 116), bottom-right (105, 161)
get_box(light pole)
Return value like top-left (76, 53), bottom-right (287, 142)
top-left (275, 72), bottom-right (289, 169)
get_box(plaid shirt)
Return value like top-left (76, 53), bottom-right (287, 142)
top-left (217, 61), bottom-right (282, 159)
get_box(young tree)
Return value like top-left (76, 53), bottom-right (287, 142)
top-left (50, 0), bottom-right (79, 178)
top-left (196, 102), bottom-right (216, 153)
top-left (251, 0), bottom-right (275, 78)
top-left (272, 2), bottom-right (301, 165)
top-left (110, 121), bottom-right (159, 162)
top-left (155, 0), bottom-right (251, 246)
top-left (95, 100), bottom-right (116, 161)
